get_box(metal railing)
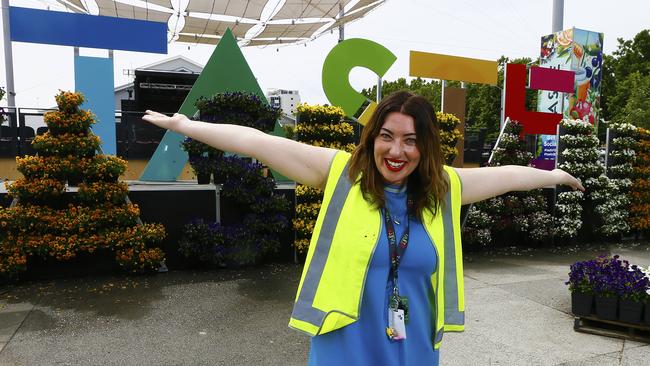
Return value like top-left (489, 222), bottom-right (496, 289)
top-left (0, 107), bottom-right (171, 159)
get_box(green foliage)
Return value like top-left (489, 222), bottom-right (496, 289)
top-left (282, 124), bottom-right (295, 140)
top-left (612, 72), bottom-right (650, 129)
top-left (361, 77), bottom-right (443, 115)
top-left (601, 29), bottom-right (650, 123)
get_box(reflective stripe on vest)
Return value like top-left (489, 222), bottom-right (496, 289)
top-left (290, 162), bottom-right (354, 331)
top-left (443, 184), bottom-right (464, 327)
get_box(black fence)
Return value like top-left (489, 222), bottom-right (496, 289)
top-left (0, 107), bottom-right (170, 160)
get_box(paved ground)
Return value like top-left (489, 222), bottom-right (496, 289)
top-left (1, 243), bottom-right (649, 365)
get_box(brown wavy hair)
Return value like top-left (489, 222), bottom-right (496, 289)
top-left (348, 91), bottom-right (449, 222)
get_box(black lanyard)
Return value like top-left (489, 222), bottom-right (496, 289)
top-left (382, 206), bottom-right (409, 308)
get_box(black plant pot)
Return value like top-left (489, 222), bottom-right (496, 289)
top-left (67, 174), bottom-right (83, 186)
top-left (618, 299), bottom-right (643, 324)
top-left (197, 172), bottom-right (211, 184)
top-left (571, 292), bottom-right (594, 316)
top-left (595, 296), bottom-right (618, 321)
top-left (645, 302), bottom-right (650, 325)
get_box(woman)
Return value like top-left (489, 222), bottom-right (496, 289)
top-left (143, 91), bottom-right (583, 365)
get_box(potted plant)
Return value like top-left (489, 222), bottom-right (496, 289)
top-left (591, 255), bottom-right (626, 321)
top-left (5, 178), bottom-right (66, 206)
top-left (44, 109), bottom-right (95, 135)
top-left (567, 258), bottom-right (597, 316)
top-left (85, 155), bottom-right (127, 183)
top-left (618, 262), bottom-right (649, 324)
top-left (221, 225), bottom-right (260, 268)
top-left (32, 132), bottom-right (100, 157)
top-left (188, 156), bottom-right (213, 184)
top-left (178, 219), bottom-right (225, 267)
top-left (76, 181), bottom-right (129, 206)
top-left (181, 137), bottom-right (208, 158)
top-left (54, 90), bottom-right (84, 114)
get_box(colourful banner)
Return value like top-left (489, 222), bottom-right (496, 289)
top-left (537, 27), bottom-right (604, 123)
top-left (534, 27), bottom-right (604, 169)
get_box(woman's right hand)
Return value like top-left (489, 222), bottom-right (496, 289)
top-left (142, 110), bottom-right (189, 132)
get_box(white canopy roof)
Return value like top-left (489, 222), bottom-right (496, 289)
top-left (54, 0), bottom-right (385, 46)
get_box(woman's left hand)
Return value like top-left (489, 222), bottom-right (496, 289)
top-left (551, 169), bottom-right (585, 191)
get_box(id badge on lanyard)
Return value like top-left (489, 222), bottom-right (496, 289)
top-left (383, 206), bottom-right (410, 341)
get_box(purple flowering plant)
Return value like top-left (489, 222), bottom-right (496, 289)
top-left (566, 258), bottom-right (598, 294)
top-left (567, 254), bottom-right (650, 301)
top-left (178, 218), bottom-right (226, 265)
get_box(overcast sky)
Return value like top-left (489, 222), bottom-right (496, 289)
top-left (1, 0), bottom-right (648, 108)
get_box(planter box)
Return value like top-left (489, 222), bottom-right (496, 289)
top-left (645, 302), bottom-right (650, 325)
top-left (619, 299), bottom-right (643, 324)
top-left (595, 296), bottom-right (618, 321)
top-left (571, 292), bottom-right (594, 316)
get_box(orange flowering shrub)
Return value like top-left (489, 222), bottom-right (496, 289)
top-left (84, 155), bottom-right (127, 182)
top-left (77, 182), bottom-right (128, 205)
top-left (16, 155), bottom-right (90, 180)
top-left (44, 109), bottom-right (95, 135)
top-left (628, 128), bottom-right (650, 231)
top-left (54, 90), bottom-right (84, 112)
top-left (0, 90), bottom-right (167, 277)
top-left (0, 203), bottom-right (140, 235)
top-left (5, 178), bottom-right (65, 204)
top-left (32, 132), bottom-right (100, 157)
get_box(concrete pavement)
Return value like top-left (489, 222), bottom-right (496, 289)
top-left (1, 243), bottom-right (649, 365)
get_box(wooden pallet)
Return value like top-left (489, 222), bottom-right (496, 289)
top-left (574, 316), bottom-right (650, 343)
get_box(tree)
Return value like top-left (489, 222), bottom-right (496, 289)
top-left (601, 30), bottom-right (650, 122)
top-left (361, 77), bottom-right (443, 112)
top-left (613, 72), bottom-right (650, 129)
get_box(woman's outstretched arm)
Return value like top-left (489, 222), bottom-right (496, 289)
top-left (142, 111), bottom-right (337, 189)
top-left (454, 166), bottom-right (585, 205)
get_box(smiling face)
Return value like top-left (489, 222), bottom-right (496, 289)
top-left (373, 112), bottom-right (421, 186)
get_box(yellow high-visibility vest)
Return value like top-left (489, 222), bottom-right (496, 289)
top-left (289, 151), bottom-right (465, 349)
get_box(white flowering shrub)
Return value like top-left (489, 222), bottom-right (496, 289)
top-left (528, 211), bottom-right (555, 241)
top-left (463, 121), bottom-right (553, 248)
top-left (554, 191), bottom-right (584, 238)
top-left (555, 119), bottom-right (602, 238)
top-left (463, 206), bottom-right (493, 246)
top-left (595, 122), bottom-right (637, 236)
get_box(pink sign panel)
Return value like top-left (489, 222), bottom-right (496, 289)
top-left (529, 66), bottom-right (574, 93)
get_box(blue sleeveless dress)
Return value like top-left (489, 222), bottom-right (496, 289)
top-left (307, 184), bottom-right (440, 366)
